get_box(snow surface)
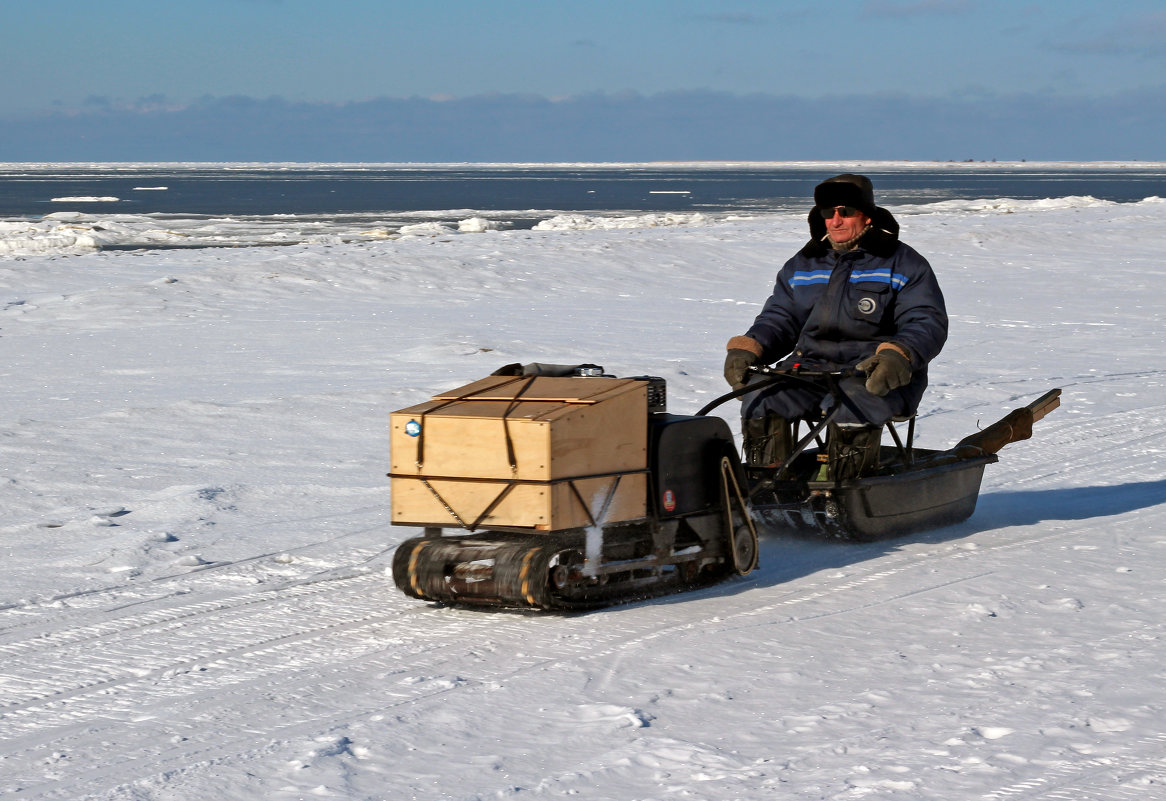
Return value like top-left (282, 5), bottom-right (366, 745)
top-left (2, 187), bottom-right (1166, 800)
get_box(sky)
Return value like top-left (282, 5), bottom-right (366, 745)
top-left (2, 0), bottom-right (1165, 162)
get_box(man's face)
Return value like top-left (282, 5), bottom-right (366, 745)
top-left (822, 206), bottom-right (871, 244)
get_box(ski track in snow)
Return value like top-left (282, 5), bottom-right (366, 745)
top-left (2, 199), bottom-right (1165, 799)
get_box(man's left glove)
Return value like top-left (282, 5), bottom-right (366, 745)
top-left (856, 343), bottom-right (913, 396)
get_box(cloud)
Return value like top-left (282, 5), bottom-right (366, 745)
top-left (1, 89), bottom-right (1163, 162)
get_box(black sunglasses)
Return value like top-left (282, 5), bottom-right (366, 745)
top-left (819, 205), bottom-right (863, 219)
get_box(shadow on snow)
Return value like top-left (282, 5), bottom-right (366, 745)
top-left (968, 478), bottom-right (1166, 529)
top-left (645, 477), bottom-right (1166, 609)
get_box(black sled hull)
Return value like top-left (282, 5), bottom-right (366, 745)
top-left (753, 448), bottom-right (998, 541)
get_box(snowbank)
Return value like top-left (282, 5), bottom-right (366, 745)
top-left (0, 209), bottom-right (713, 257)
top-left (533, 211), bottom-right (711, 230)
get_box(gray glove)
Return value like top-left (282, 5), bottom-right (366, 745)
top-left (856, 348), bottom-right (912, 396)
top-left (724, 349), bottom-right (759, 390)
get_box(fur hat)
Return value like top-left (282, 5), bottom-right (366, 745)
top-left (813, 173), bottom-right (877, 215)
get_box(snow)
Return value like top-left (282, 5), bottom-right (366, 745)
top-left (49, 196), bottom-right (121, 203)
top-left (0, 212), bottom-right (514, 257)
top-left (2, 184), bottom-right (1166, 800)
top-left (533, 211), bottom-right (711, 230)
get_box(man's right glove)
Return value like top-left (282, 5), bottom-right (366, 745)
top-left (723, 349), bottom-right (758, 390)
top-left (856, 343), bottom-right (913, 396)
top-left (723, 336), bottom-right (764, 390)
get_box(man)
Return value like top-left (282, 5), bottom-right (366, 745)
top-left (723, 173), bottom-right (948, 479)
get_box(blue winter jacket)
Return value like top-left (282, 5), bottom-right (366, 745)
top-left (745, 207), bottom-right (948, 387)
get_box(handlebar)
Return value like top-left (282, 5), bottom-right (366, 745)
top-left (750, 364), bottom-right (861, 379)
top-left (695, 364), bottom-right (863, 418)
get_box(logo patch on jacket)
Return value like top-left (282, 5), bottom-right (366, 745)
top-left (857, 297), bottom-right (878, 315)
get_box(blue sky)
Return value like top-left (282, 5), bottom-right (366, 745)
top-left (3, 0), bottom-right (1164, 161)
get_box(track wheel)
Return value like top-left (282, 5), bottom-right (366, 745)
top-left (731, 522), bottom-right (758, 576)
top-left (550, 563), bottom-right (571, 590)
top-left (549, 550), bottom-right (584, 592)
top-left (721, 456), bottom-right (759, 575)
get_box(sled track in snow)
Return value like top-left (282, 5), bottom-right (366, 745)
top-left (0, 571), bottom-right (398, 719)
top-left (0, 568), bottom-right (516, 798)
top-left (984, 399), bottom-right (1166, 485)
top-left (981, 734), bottom-right (1166, 800)
top-left (0, 517), bottom-right (395, 636)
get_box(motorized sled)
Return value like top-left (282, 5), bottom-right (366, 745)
top-left (388, 363), bottom-right (1059, 610)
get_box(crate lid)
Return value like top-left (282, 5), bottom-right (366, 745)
top-left (432, 375), bottom-right (645, 404)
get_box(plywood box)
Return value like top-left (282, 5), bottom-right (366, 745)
top-left (389, 375), bottom-right (649, 530)
top-left (390, 375), bottom-right (648, 481)
top-left (390, 472), bottom-right (649, 531)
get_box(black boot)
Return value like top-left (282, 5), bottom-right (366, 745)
top-left (742, 415), bottom-right (794, 469)
top-left (825, 424), bottom-right (882, 481)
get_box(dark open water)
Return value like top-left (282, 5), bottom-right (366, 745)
top-left (2, 163), bottom-right (1164, 220)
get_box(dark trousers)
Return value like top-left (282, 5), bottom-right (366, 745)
top-left (741, 373), bottom-right (925, 426)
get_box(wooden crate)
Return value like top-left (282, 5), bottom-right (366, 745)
top-left (390, 472), bottom-right (649, 531)
top-left (389, 375), bottom-right (649, 530)
top-left (390, 375), bottom-right (648, 480)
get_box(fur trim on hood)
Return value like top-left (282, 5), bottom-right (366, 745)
top-left (801, 205), bottom-right (901, 259)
